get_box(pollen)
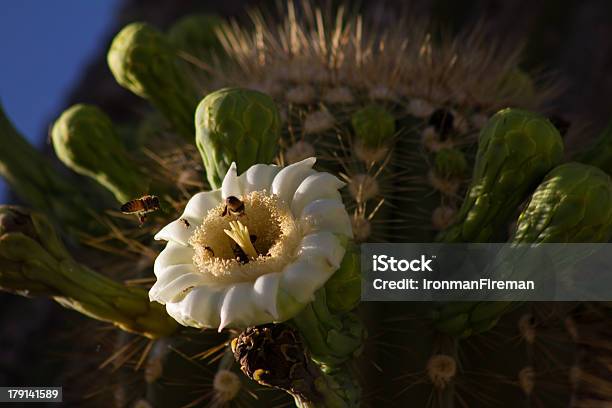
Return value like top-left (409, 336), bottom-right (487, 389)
top-left (189, 191), bottom-right (299, 284)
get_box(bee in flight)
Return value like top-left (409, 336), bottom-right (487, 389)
top-left (121, 195), bottom-right (160, 225)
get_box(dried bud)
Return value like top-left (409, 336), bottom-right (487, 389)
top-left (231, 324), bottom-right (323, 403)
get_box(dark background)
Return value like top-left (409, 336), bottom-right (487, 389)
top-left (1, 0), bottom-right (611, 397)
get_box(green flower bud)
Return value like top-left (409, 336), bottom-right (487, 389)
top-left (512, 162), bottom-right (612, 243)
top-left (438, 108), bottom-right (564, 242)
top-left (325, 245), bottom-right (360, 314)
top-left (433, 148), bottom-right (468, 179)
top-left (167, 13), bottom-right (225, 57)
top-left (0, 206), bottom-right (177, 338)
top-left (434, 163), bottom-right (612, 338)
top-left (51, 104), bottom-right (148, 203)
top-left (351, 105), bottom-right (395, 148)
top-left (195, 87), bottom-right (281, 188)
top-left (108, 22), bottom-right (199, 140)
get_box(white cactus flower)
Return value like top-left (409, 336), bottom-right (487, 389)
top-left (150, 158), bottom-right (353, 330)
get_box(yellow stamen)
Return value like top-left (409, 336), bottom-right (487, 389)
top-left (224, 220), bottom-right (258, 259)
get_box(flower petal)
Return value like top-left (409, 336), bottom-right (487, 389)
top-left (154, 242), bottom-right (194, 275)
top-left (252, 272), bottom-right (281, 320)
top-left (298, 232), bottom-right (346, 269)
top-left (149, 267), bottom-right (209, 304)
top-left (165, 285), bottom-right (226, 328)
top-left (219, 283), bottom-right (274, 330)
top-left (183, 190), bottom-right (222, 221)
top-left (221, 162), bottom-right (243, 198)
top-left (240, 163), bottom-right (280, 193)
top-left (271, 157), bottom-right (316, 205)
top-left (154, 219), bottom-right (193, 246)
top-left (280, 256), bottom-right (336, 304)
top-left (291, 173), bottom-right (344, 216)
top-left (299, 199), bottom-right (353, 238)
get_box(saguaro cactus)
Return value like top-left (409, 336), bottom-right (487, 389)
top-left (0, 2), bottom-right (610, 407)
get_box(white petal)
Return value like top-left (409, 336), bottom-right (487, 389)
top-left (183, 190), bottom-right (222, 221)
top-left (298, 232), bottom-right (346, 269)
top-left (252, 272), bottom-right (281, 319)
top-left (165, 285), bottom-right (226, 328)
top-left (280, 256), bottom-right (336, 304)
top-left (155, 190), bottom-right (223, 244)
top-left (154, 242), bottom-right (194, 276)
top-left (240, 164), bottom-right (280, 193)
top-left (299, 199), bottom-right (353, 238)
top-left (271, 157), bottom-right (316, 205)
top-left (149, 268), bottom-right (209, 304)
top-left (219, 283), bottom-right (273, 330)
top-left (291, 172), bottom-right (344, 216)
top-left (154, 219), bottom-right (192, 246)
top-left (152, 264), bottom-right (191, 284)
top-left (221, 162), bottom-right (243, 198)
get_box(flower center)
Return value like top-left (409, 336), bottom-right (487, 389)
top-left (189, 191), bottom-right (299, 284)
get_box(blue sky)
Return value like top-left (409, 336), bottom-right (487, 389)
top-left (0, 0), bottom-right (120, 201)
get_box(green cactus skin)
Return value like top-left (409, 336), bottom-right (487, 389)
top-left (0, 104), bottom-right (100, 235)
top-left (195, 87), bottom-right (281, 188)
top-left (433, 148), bottom-right (469, 179)
top-left (438, 108), bottom-right (564, 243)
top-left (51, 104), bottom-right (149, 203)
top-left (289, 288), bottom-right (364, 407)
top-left (167, 13), bottom-right (225, 57)
top-left (434, 162), bottom-right (612, 337)
top-left (108, 22), bottom-right (199, 140)
top-left (291, 289), bottom-right (365, 367)
top-left (324, 245), bottom-right (361, 314)
top-left (0, 206), bottom-right (177, 339)
top-left (350, 105), bottom-right (396, 149)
